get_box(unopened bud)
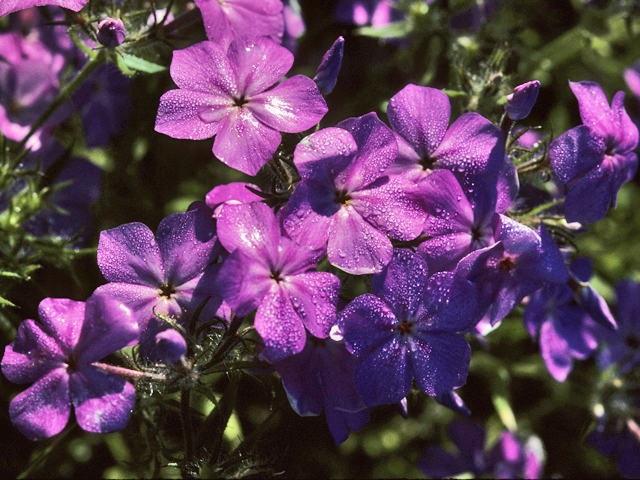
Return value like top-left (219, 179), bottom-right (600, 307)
top-left (97, 17), bottom-right (126, 48)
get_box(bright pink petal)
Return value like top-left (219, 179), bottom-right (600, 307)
top-left (249, 75), bottom-right (327, 133)
top-left (228, 36), bottom-right (293, 97)
top-left (212, 107), bottom-right (281, 175)
top-left (37, 298), bottom-right (85, 353)
top-left (9, 367), bottom-right (71, 441)
top-left (70, 365), bottom-right (136, 433)
top-left (217, 202), bottom-right (280, 261)
top-left (0, 1), bottom-right (86, 17)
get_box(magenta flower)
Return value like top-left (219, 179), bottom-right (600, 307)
top-left (1, 295), bottom-right (139, 440)
top-left (194, 0), bottom-right (284, 50)
top-left (96, 17), bottom-right (126, 48)
top-left (549, 81), bottom-right (639, 223)
top-left (95, 204), bottom-right (224, 358)
top-left (155, 36), bottom-right (327, 176)
top-left (0, 1), bottom-right (86, 18)
top-left (282, 113), bottom-right (426, 274)
top-left (215, 201), bottom-right (341, 361)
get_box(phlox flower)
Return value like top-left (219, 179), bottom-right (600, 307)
top-left (550, 81), bottom-right (638, 223)
top-left (337, 249), bottom-right (478, 407)
top-left (194, 0), bottom-right (284, 50)
top-left (282, 113), bottom-right (426, 274)
top-left (505, 80), bottom-right (540, 121)
top-left (155, 36), bottom-right (327, 176)
top-left (456, 221), bottom-right (569, 326)
top-left (95, 204), bottom-right (224, 359)
top-left (214, 201), bottom-right (341, 361)
top-left (269, 335), bottom-right (369, 446)
top-left (1, 295), bottom-right (139, 440)
top-left (0, 1), bottom-right (86, 18)
top-left (334, 0), bottom-right (403, 28)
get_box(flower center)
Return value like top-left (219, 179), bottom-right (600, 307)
top-left (270, 269), bottom-right (284, 282)
top-left (159, 283), bottom-right (177, 298)
top-left (67, 354), bottom-right (79, 372)
top-left (397, 319), bottom-right (413, 336)
top-left (335, 189), bottom-right (352, 206)
top-left (626, 334), bottom-right (640, 350)
top-left (233, 95), bottom-right (247, 107)
top-left (498, 256), bottom-right (516, 272)
top-left (420, 153), bottom-right (436, 170)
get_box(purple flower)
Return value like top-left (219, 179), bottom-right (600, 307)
top-left (337, 249), bottom-right (478, 406)
top-left (505, 80), bottom-right (540, 120)
top-left (456, 221), bottom-right (569, 326)
top-left (214, 201), bottom-right (341, 361)
top-left (0, 31), bottom-right (66, 150)
top-left (523, 258), bottom-right (610, 382)
top-left (1, 295), bottom-right (139, 440)
top-left (155, 36), bottom-right (327, 176)
top-left (386, 84), bottom-right (505, 205)
top-left (313, 37), bottom-right (344, 95)
top-left (269, 335), bottom-right (369, 446)
top-left (148, 329), bottom-right (187, 365)
top-left (205, 182), bottom-right (263, 217)
top-left (194, 0), bottom-right (284, 50)
top-left (589, 418), bottom-right (640, 479)
top-left (95, 204), bottom-right (224, 358)
top-left (335, 0), bottom-right (402, 28)
top-left (282, 0), bottom-right (305, 52)
top-left (96, 17), bottom-right (126, 48)
top-left (0, 1), bottom-right (86, 18)
top-left (623, 62), bottom-right (640, 100)
top-left (598, 279), bottom-right (640, 374)
top-left (282, 113), bottom-right (426, 274)
top-left (549, 81), bottom-right (639, 223)
top-left (419, 420), bottom-right (545, 479)
top-left (416, 168), bottom-right (502, 273)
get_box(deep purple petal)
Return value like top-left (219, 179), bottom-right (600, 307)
top-left (255, 284), bottom-right (307, 361)
top-left (419, 169), bottom-right (475, 235)
top-left (569, 81), bottom-right (615, 139)
top-left (337, 113), bottom-right (398, 191)
top-left (228, 36), bottom-right (292, 97)
top-left (92, 282), bottom-right (168, 329)
top-left (215, 249), bottom-right (272, 316)
top-left (327, 206), bottom-right (393, 274)
top-left (496, 154), bottom-right (519, 214)
top-left (212, 107), bottom-right (281, 175)
top-left (148, 329), bottom-right (187, 364)
top-left (217, 202), bottom-right (279, 261)
top-left (417, 233), bottom-right (475, 273)
top-left (9, 367), bottom-right (71, 441)
top-left (156, 209), bottom-right (219, 286)
top-left (371, 249), bottom-right (428, 320)
top-left (325, 408), bottom-right (369, 447)
top-left (421, 272), bottom-right (479, 332)
top-left (419, 446), bottom-right (469, 478)
top-left (70, 365), bottom-right (135, 433)
top-left (282, 179), bottom-right (337, 249)
top-left (74, 295), bottom-right (139, 364)
top-left (610, 91), bottom-right (639, 152)
top-left (169, 40), bottom-right (238, 96)
top-left (387, 84), bottom-right (451, 158)
top-left (410, 331), bottom-right (471, 395)
top-left (313, 36), bottom-right (344, 95)
top-left (36, 297), bottom-right (85, 354)
top-left (563, 164), bottom-right (614, 223)
top-left (352, 174), bottom-right (426, 241)
top-left (355, 336), bottom-right (411, 406)
top-left (532, 224), bottom-right (569, 284)
top-left (283, 272), bottom-right (340, 338)
top-left (338, 293), bottom-right (397, 357)
top-left (155, 89), bottom-right (232, 140)
top-left (2, 319), bottom-right (66, 384)
top-left (97, 222), bottom-right (164, 286)
top-left (449, 420), bottom-right (486, 458)
top-left (505, 80), bottom-right (540, 120)
top-left (249, 75), bottom-right (327, 133)
top-left (539, 320), bottom-right (572, 382)
top-left (549, 125), bottom-right (605, 184)
top-left (0, 1), bottom-right (86, 18)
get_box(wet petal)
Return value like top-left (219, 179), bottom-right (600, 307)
top-left (549, 125), bottom-right (605, 184)
top-left (37, 297), bottom-right (86, 354)
top-left (338, 293), bottom-right (397, 356)
top-left (284, 272), bottom-right (341, 338)
top-left (217, 202), bottom-right (280, 261)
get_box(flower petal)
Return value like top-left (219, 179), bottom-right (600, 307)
top-left (338, 293), bottom-right (397, 356)
top-left (283, 272), bottom-right (340, 338)
top-left (217, 201), bottom-right (280, 260)
top-left (1, 2), bottom-right (87, 18)
top-left (421, 272), bottom-right (478, 333)
top-left (249, 75), bottom-right (327, 133)
top-left (569, 81), bottom-right (615, 139)
top-left (549, 125), bottom-right (605, 184)
top-left (70, 365), bottom-right (135, 433)
top-left (37, 297), bottom-right (86, 354)
top-left (9, 367), bottom-right (71, 441)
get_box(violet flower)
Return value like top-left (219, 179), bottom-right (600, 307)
top-left (1, 295), bottom-right (139, 440)
top-left (549, 81), bottom-right (638, 223)
top-left (269, 335), bottom-right (369, 446)
top-left (313, 37), bottom-right (344, 95)
top-left (214, 201), bottom-right (341, 361)
top-left (155, 36), bottom-right (328, 176)
top-left (386, 84), bottom-right (506, 207)
top-left (589, 416), bottom-right (640, 479)
top-left (523, 258), bottom-right (610, 382)
top-left (456, 220), bottom-right (569, 326)
top-left (194, 0), bottom-right (284, 50)
top-left (95, 204), bottom-right (224, 359)
top-left (0, 1), bottom-right (86, 18)
top-left (419, 420), bottom-right (545, 479)
top-left (282, 0), bottom-right (305, 52)
top-left (505, 80), bottom-right (540, 120)
top-left (282, 113), bottom-right (426, 274)
top-left (337, 249), bottom-right (478, 407)
top-left (335, 0), bottom-right (403, 28)
top-left (598, 279), bottom-right (640, 374)
top-left (96, 17), bottom-right (126, 48)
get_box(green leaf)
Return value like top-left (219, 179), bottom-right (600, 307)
top-left (354, 21), bottom-right (412, 39)
top-left (0, 296), bottom-right (17, 307)
top-left (120, 53), bottom-right (167, 74)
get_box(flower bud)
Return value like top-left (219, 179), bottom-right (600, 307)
top-left (505, 80), bottom-right (540, 120)
top-left (313, 36), bottom-right (344, 95)
top-left (149, 329), bottom-right (187, 364)
top-left (97, 17), bottom-right (126, 48)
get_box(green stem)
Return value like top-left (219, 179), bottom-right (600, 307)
top-left (17, 52), bottom-right (107, 151)
top-left (181, 387), bottom-right (195, 471)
